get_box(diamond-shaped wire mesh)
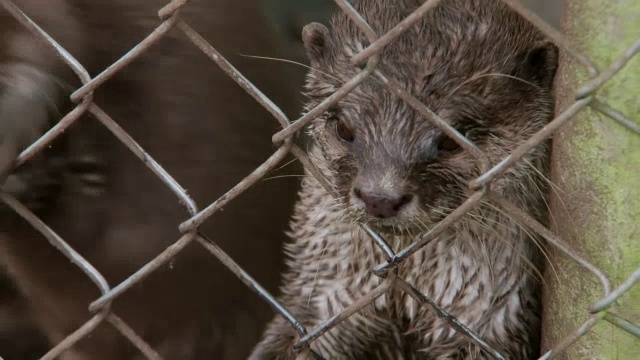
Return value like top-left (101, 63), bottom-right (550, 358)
top-left (0, 0), bottom-right (638, 359)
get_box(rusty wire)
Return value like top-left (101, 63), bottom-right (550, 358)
top-left (0, 0), bottom-right (638, 359)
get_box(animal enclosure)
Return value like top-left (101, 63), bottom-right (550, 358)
top-left (0, 0), bottom-right (638, 359)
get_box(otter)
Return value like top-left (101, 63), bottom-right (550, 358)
top-left (250, 0), bottom-right (558, 359)
top-left (0, 0), bottom-right (312, 359)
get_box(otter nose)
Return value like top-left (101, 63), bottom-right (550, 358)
top-left (353, 188), bottom-right (413, 218)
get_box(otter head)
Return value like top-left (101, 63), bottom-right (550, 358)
top-left (301, 7), bottom-right (558, 234)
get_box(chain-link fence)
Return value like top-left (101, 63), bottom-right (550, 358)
top-left (0, 0), bottom-right (638, 359)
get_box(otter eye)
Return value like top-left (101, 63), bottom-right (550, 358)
top-left (335, 119), bottom-right (355, 142)
top-left (438, 137), bottom-right (461, 152)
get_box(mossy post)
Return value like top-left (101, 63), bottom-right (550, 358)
top-left (541, 0), bottom-right (640, 358)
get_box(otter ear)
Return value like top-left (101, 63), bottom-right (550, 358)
top-left (518, 41), bottom-right (559, 89)
top-left (302, 22), bottom-right (334, 68)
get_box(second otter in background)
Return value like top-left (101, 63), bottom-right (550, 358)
top-left (0, 0), bottom-right (336, 358)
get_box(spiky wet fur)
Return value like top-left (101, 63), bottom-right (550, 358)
top-left (251, 0), bottom-right (557, 359)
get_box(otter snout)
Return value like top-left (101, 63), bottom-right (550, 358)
top-left (353, 188), bottom-right (413, 219)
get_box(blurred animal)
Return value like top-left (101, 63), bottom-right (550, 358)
top-left (0, 0), bottom-right (324, 358)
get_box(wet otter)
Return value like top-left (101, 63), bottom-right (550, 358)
top-left (250, 0), bottom-right (558, 359)
top-left (0, 0), bottom-right (311, 358)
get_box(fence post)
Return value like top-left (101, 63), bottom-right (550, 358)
top-left (542, 0), bottom-right (640, 358)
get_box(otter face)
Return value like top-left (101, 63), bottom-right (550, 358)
top-left (301, 15), bottom-right (558, 233)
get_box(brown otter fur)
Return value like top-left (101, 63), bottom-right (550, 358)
top-left (0, 0), bottom-right (308, 358)
top-left (250, 0), bottom-right (558, 359)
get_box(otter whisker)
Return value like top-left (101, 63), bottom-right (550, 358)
top-left (483, 201), bottom-right (555, 285)
top-left (240, 54), bottom-right (345, 84)
top-left (261, 174), bottom-right (306, 182)
top-left (270, 156), bottom-right (301, 174)
top-left (491, 136), bottom-right (566, 231)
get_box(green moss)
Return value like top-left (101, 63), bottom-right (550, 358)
top-left (553, 0), bottom-right (640, 358)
